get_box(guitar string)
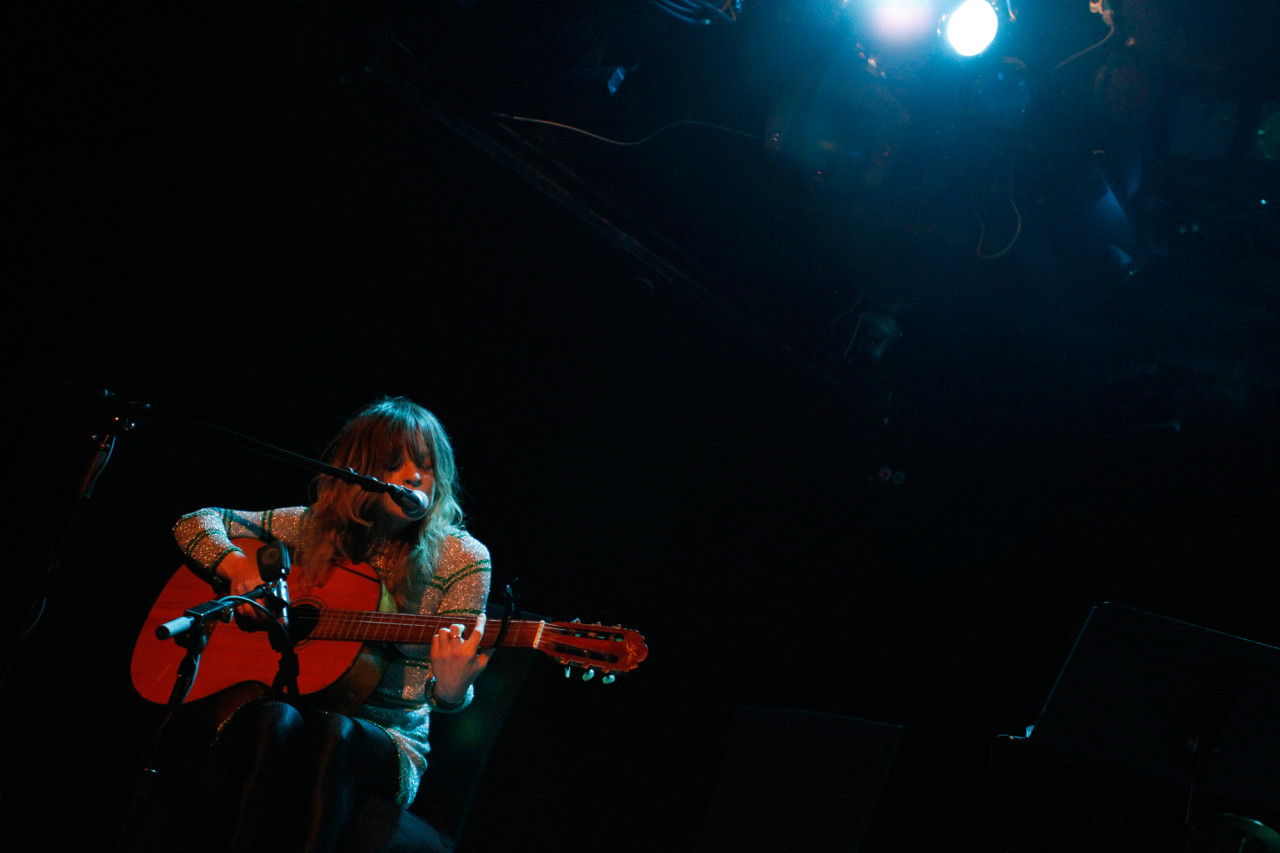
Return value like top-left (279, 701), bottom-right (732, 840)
top-left (304, 612), bottom-right (628, 646)
top-left (308, 611), bottom-right (617, 634)
top-left (297, 613), bottom-right (639, 667)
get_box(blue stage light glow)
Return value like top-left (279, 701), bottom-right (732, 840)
top-left (943, 0), bottom-right (999, 57)
top-left (864, 0), bottom-right (936, 46)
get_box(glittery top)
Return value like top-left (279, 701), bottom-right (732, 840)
top-left (172, 505), bottom-right (492, 806)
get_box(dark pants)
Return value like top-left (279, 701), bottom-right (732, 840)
top-left (124, 700), bottom-right (401, 853)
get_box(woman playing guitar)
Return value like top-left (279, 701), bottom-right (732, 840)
top-left (167, 396), bottom-right (491, 852)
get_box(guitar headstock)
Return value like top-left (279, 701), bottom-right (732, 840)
top-left (541, 620), bottom-right (648, 683)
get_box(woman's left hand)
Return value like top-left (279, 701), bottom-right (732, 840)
top-left (430, 614), bottom-right (490, 705)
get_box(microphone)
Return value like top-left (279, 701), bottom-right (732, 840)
top-left (389, 485), bottom-right (431, 519)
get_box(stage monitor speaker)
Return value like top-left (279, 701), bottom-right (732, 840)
top-left (695, 705), bottom-right (903, 852)
top-left (1028, 602), bottom-right (1279, 820)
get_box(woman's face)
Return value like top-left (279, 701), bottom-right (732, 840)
top-left (375, 451), bottom-right (435, 530)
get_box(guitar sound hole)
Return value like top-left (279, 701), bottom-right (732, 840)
top-left (288, 603), bottom-right (320, 642)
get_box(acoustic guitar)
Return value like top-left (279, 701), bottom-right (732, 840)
top-left (131, 539), bottom-right (648, 713)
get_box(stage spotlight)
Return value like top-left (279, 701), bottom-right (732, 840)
top-left (865, 0), bottom-right (936, 47)
top-left (941, 0), bottom-right (999, 57)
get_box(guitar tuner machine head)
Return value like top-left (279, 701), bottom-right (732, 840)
top-left (562, 663), bottom-right (618, 683)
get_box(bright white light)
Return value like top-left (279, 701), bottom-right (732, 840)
top-left (944, 0), bottom-right (999, 57)
top-left (869, 0), bottom-right (935, 45)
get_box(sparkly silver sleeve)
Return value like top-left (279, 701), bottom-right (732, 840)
top-left (172, 506), bottom-right (308, 571)
top-left (400, 533), bottom-right (492, 713)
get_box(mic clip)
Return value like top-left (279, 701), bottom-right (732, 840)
top-left (256, 542), bottom-right (291, 638)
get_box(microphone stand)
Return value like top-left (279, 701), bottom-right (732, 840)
top-left (115, 580), bottom-right (290, 853)
top-left (1, 388), bottom-right (145, 699)
top-left (117, 542), bottom-right (295, 852)
top-left (202, 420), bottom-right (423, 511)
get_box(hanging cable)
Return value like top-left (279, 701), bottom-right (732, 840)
top-left (495, 114), bottom-right (758, 146)
top-left (1054, 0), bottom-right (1117, 69)
top-left (648, 0), bottom-right (739, 26)
top-left (974, 192), bottom-right (1023, 259)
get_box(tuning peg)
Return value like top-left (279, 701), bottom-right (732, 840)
top-left (602, 674), bottom-right (616, 685)
top-left (564, 666), bottom-right (572, 678)
top-left (582, 668), bottom-right (595, 682)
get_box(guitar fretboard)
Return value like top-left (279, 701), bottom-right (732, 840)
top-left (300, 609), bottom-right (547, 650)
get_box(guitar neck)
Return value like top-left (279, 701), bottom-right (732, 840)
top-left (306, 609), bottom-right (546, 650)
top-left (132, 541), bottom-right (648, 709)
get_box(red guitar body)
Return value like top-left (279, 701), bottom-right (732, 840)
top-left (132, 540), bottom-right (648, 712)
top-left (131, 554), bottom-right (388, 712)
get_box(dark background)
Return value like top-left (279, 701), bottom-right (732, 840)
top-left (6, 0), bottom-right (1278, 850)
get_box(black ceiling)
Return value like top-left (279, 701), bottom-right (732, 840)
top-left (384, 0), bottom-right (1280, 435)
top-left (19, 0), bottom-right (1279, 437)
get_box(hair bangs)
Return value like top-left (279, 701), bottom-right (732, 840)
top-left (389, 420), bottom-right (435, 472)
top-left (331, 400), bottom-right (436, 476)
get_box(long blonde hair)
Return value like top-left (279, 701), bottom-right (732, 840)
top-left (299, 397), bottom-right (464, 600)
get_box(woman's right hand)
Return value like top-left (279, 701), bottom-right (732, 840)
top-left (217, 550), bottom-right (276, 629)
